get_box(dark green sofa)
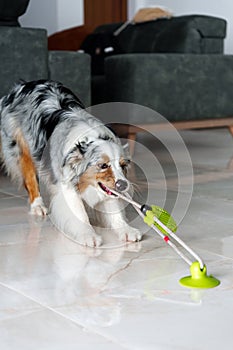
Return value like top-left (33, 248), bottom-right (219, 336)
top-left (82, 15), bottom-right (227, 105)
top-left (81, 15), bottom-right (233, 152)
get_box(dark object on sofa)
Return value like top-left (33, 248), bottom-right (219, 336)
top-left (81, 30), bottom-right (121, 75)
top-left (0, 26), bottom-right (91, 106)
top-left (0, 0), bottom-right (30, 26)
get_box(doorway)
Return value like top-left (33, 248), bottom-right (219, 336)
top-left (48, 0), bottom-right (127, 50)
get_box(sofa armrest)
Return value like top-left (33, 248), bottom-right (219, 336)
top-left (0, 27), bottom-right (48, 98)
top-left (48, 51), bottom-right (91, 107)
top-left (105, 53), bottom-right (233, 121)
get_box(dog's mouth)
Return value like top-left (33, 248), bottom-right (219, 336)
top-left (98, 182), bottom-right (117, 197)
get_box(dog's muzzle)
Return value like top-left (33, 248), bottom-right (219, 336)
top-left (115, 179), bottom-right (128, 192)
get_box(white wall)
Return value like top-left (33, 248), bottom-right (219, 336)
top-left (20, 0), bottom-right (84, 35)
top-left (128, 0), bottom-right (233, 54)
top-left (57, 0), bottom-right (84, 33)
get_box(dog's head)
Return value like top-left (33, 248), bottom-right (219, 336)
top-left (62, 134), bottom-right (130, 198)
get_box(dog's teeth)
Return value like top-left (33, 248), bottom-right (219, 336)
top-left (99, 182), bottom-right (112, 195)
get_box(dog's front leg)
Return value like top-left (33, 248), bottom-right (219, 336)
top-left (50, 183), bottom-right (102, 247)
top-left (96, 199), bottom-right (142, 243)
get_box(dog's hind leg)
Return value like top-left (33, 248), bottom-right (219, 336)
top-left (16, 132), bottom-right (48, 216)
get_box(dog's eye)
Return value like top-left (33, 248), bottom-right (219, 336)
top-left (120, 160), bottom-right (130, 171)
top-left (98, 163), bottom-right (109, 170)
top-left (120, 164), bottom-right (127, 175)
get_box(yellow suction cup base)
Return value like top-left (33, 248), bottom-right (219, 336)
top-left (179, 261), bottom-right (220, 289)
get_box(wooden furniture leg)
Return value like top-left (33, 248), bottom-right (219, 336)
top-left (128, 132), bottom-right (137, 156)
top-left (228, 125), bottom-right (233, 136)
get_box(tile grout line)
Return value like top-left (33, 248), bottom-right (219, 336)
top-left (0, 189), bottom-right (27, 199)
top-left (0, 281), bottom-right (132, 350)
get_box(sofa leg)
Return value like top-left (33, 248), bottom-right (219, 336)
top-left (128, 132), bottom-right (137, 156)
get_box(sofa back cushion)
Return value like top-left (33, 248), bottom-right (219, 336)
top-left (0, 27), bottom-right (48, 97)
top-left (116, 15), bottom-right (226, 54)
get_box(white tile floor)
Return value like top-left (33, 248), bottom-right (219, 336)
top-left (0, 129), bottom-right (233, 350)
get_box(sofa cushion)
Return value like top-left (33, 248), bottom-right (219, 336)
top-left (49, 51), bottom-right (91, 106)
top-left (0, 27), bottom-right (48, 97)
top-left (105, 53), bottom-right (233, 122)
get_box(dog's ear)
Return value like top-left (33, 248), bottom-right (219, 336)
top-left (62, 140), bottom-right (94, 182)
top-left (62, 144), bottom-right (83, 168)
top-left (62, 138), bottom-right (94, 166)
top-left (75, 139), bottom-right (94, 155)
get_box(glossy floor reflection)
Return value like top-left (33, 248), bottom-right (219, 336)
top-left (0, 129), bottom-right (233, 350)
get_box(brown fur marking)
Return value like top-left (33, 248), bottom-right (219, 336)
top-left (96, 166), bottom-right (115, 188)
top-left (15, 130), bottom-right (40, 203)
top-left (119, 157), bottom-right (128, 175)
top-left (77, 155), bottom-right (116, 193)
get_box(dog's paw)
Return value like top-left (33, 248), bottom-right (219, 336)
top-left (30, 197), bottom-right (48, 216)
top-left (118, 226), bottom-right (142, 243)
top-left (74, 231), bottom-right (103, 248)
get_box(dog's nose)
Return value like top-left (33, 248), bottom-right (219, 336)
top-left (115, 179), bottom-right (128, 192)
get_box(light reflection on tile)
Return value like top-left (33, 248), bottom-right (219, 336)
top-left (0, 129), bottom-right (233, 350)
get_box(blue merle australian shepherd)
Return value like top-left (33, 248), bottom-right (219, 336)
top-left (0, 80), bottom-right (142, 246)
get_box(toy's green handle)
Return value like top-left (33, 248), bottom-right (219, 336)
top-left (143, 205), bottom-right (177, 235)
